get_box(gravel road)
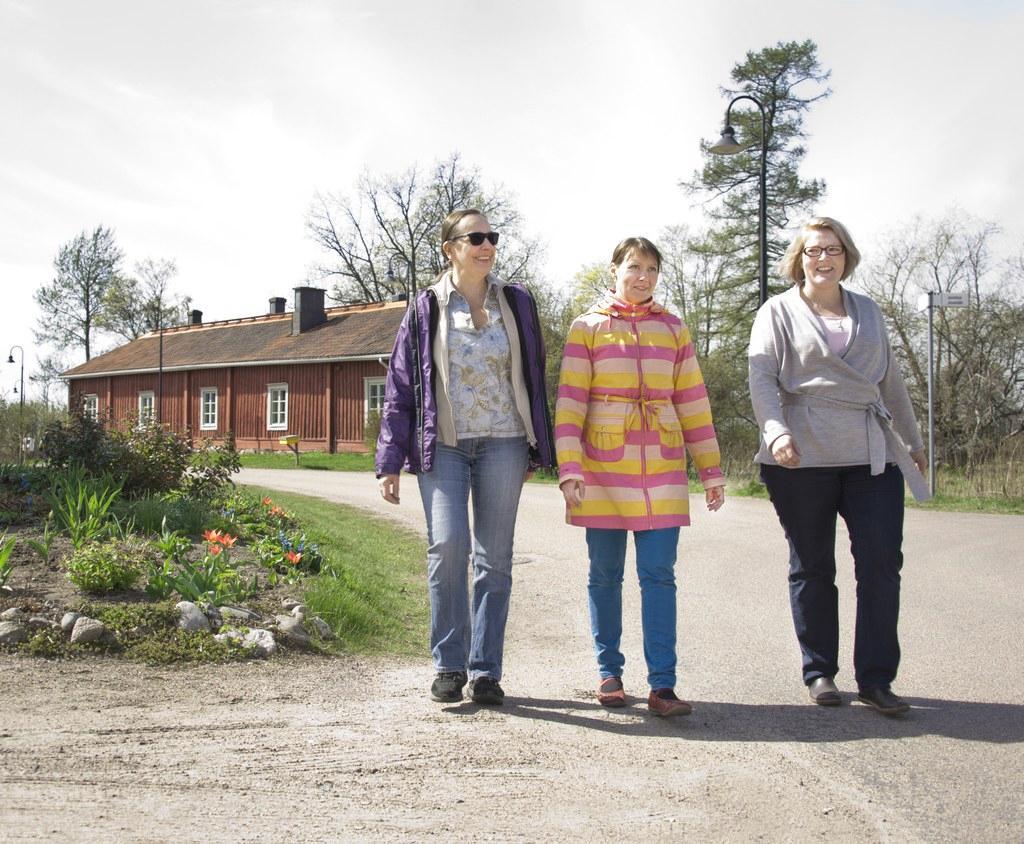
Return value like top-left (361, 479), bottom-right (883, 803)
top-left (2, 468), bottom-right (1022, 842)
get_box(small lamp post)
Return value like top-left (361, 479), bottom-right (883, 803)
top-left (708, 94), bottom-right (769, 306)
top-left (7, 345), bottom-right (25, 465)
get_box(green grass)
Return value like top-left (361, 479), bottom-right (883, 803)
top-left (239, 452), bottom-right (375, 471)
top-left (239, 485), bottom-right (429, 656)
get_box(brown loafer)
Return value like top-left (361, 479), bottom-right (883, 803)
top-left (809, 676), bottom-right (841, 706)
top-left (647, 688), bottom-right (692, 717)
top-left (597, 676), bottom-right (626, 707)
top-left (858, 687), bottom-right (910, 716)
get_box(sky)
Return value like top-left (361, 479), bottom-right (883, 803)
top-left (2, 0), bottom-right (1023, 401)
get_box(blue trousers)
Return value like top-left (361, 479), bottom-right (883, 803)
top-left (585, 527), bottom-right (681, 690)
top-left (761, 463), bottom-right (906, 691)
top-left (418, 436), bottom-right (528, 681)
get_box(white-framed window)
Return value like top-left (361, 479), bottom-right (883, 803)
top-left (364, 377), bottom-right (386, 422)
top-left (267, 383), bottom-right (288, 430)
top-left (82, 394), bottom-right (98, 421)
top-left (138, 391), bottom-right (155, 424)
top-left (200, 388), bottom-right (218, 430)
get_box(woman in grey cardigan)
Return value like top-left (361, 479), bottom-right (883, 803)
top-left (748, 216), bottom-right (929, 717)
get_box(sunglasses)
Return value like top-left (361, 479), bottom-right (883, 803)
top-left (449, 231), bottom-right (500, 246)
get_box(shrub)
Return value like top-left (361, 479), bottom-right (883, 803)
top-left (363, 409), bottom-right (382, 452)
top-left (40, 411), bottom-right (118, 476)
top-left (178, 431), bottom-right (241, 501)
top-left (109, 421), bottom-right (191, 498)
top-left (0, 532), bottom-right (15, 587)
top-left (65, 537), bottom-right (146, 593)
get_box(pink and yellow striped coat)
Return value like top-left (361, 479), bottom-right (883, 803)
top-left (555, 294), bottom-right (726, 530)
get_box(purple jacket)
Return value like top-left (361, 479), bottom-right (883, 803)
top-left (375, 280), bottom-right (555, 476)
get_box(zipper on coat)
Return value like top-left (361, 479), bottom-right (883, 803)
top-left (630, 315), bottom-right (654, 528)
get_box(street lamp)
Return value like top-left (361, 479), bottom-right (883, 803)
top-left (386, 254), bottom-right (424, 461)
top-left (708, 94), bottom-right (769, 306)
top-left (7, 345), bottom-right (24, 465)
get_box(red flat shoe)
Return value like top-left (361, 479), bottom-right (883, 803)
top-left (647, 688), bottom-right (692, 717)
top-left (597, 676), bottom-right (626, 707)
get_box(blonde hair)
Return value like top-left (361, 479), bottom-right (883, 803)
top-left (778, 216), bottom-right (861, 283)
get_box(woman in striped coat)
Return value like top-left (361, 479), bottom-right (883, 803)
top-left (555, 236), bottom-right (726, 716)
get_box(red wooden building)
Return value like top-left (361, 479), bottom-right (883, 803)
top-left (62, 287), bottom-right (406, 453)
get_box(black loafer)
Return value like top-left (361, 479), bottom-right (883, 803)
top-left (809, 676), bottom-right (841, 706)
top-left (430, 671), bottom-right (468, 703)
top-left (469, 676), bottom-right (505, 706)
top-left (857, 686), bottom-right (910, 716)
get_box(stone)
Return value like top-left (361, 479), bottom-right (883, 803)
top-left (281, 598), bottom-right (301, 611)
top-left (0, 607), bottom-right (25, 621)
top-left (27, 616), bottom-right (58, 629)
top-left (0, 621), bottom-right (28, 645)
top-left (219, 606), bottom-right (260, 622)
top-left (243, 628), bottom-right (277, 657)
top-left (290, 604), bottom-right (307, 619)
top-left (309, 617), bottom-right (333, 640)
top-left (175, 601), bottom-right (211, 633)
top-left (61, 612), bottom-right (82, 633)
top-left (70, 617), bottom-right (107, 644)
top-left (201, 604), bottom-right (223, 632)
top-left (274, 615), bottom-right (311, 649)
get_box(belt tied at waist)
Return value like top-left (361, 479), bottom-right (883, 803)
top-left (781, 393), bottom-right (931, 501)
top-left (591, 391), bottom-right (672, 430)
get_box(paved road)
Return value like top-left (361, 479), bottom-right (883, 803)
top-left (234, 468), bottom-right (1024, 842)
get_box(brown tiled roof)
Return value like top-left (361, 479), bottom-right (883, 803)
top-left (63, 301), bottom-right (408, 378)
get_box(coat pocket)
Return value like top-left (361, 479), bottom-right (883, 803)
top-left (657, 407), bottom-right (685, 461)
top-left (583, 412), bottom-right (627, 464)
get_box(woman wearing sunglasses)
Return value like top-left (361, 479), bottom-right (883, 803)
top-left (376, 208), bottom-right (554, 706)
top-left (555, 236), bottom-right (726, 716)
top-left (748, 216), bottom-right (929, 716)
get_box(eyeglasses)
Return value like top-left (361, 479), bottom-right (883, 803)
top-left (802, 245), bottom-right (844, 258)
top-left (449, 231), bottom-right (499, 246)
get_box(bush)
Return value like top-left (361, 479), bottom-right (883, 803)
top-left (40, 411), bottom-right (119, 476)
top-left (363, 409), bottom-right (382, 453)
top-left (109, 422), bottom-right (191, 498)
top-left (178, 431), bottom-right (241, 501)
top-left (65, 537), bottom-right (147, 593)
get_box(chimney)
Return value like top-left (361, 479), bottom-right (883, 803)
top-left (269, 297), bottom-right (286, 315)
top-left (292, 286), bottom-right (327, 335)
top-left (189, 309), bottom-right (203, 325)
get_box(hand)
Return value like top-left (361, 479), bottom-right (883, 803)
top-left (771, 434), bottom-right (801, 468)
top-left (910, 449), bottom-right (927, 475)
top-left (379, 474), bottom-right (400, 505)
top-left (560, 479), bottom-right (585, 508)
top-left (706, 486), bottom-right (725, 512)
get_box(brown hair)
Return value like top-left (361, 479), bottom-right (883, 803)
top-left (440, 208), bottom-right (487, 262)
top-left (778, 216), bottom-right (861, 283)
top-left (610, 236), bottom-right (663, 270)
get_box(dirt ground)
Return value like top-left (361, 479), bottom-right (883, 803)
top-left (2, 471), bottom-right (1023, 842)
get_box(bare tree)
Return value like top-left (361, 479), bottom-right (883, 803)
top-left (98, 258), bottom-right (190, 341)
top-left (307, 152), bottom-right (541, 304)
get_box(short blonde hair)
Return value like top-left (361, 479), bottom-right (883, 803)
top-left (778, 216), bottom-right (861, 283)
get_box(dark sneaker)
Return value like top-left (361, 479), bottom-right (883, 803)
top-left (430, 671), bottom-right (468, 703)
top-left (857, 686), bottom-right (910, 716)
top-left (469, 676), bottom-right (505, 706)
top-left (647, 687), bottom-right (692, 717)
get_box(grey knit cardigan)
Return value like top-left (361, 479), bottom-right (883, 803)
top-left (748, 284), bottom-right (929, 501)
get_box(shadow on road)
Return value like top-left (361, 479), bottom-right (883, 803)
top-left (442, 695), bottom-right (1024, 744)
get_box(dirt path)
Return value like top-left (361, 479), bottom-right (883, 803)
top-left (2, 470), bottom-right (1022, 842)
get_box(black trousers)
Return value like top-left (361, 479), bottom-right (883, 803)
top-left (761, 463), bottom-right (906, 691)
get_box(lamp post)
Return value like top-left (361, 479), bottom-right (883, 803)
top-left (7, 345), bottom-right (24, 465)
top-left (386, 254), bottom-right (424, 461)
top-left (708, 94), bottom-right (769, 306)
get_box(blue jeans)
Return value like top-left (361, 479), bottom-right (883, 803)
top-left (418, 436), bottom-right (528, 681)
top-left (585, 527), bottom-right (681, 690)
top-left (760, 463), bottom-right (906, 691)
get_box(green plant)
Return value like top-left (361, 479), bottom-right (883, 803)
top-left (47, 470), bottom-right (122, 549)
top-left (0, 532), bottom-right (16, 588)
top-left (64, 537), bottom-right (145, 593)
top-left (40, 411), bottom-right (119, 476)
top-left (25, 515), bottom-right (56, 561)
top-left (109, 421), bottom-right (192, 498)
top-left (166, 530), bottom-right (251, 605)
